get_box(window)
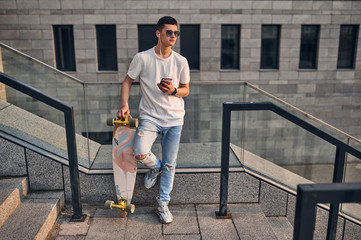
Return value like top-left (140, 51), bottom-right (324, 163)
top-left (299, 25), bottom-right (320, 69)
top-left (337, 25), bottom-right (359, 69)
top-left (138, 25), bottom-right (158, 52)
top-left (221, 25), bottom-right (240, 69)
top-left (180, 25), bottom-right (200, 70)
top-left (53, 25), bottom-right (76, 71)
top-left (96, 25), bottom-right (118, 71)
top-left (261, 25), bottom-right (281, 69)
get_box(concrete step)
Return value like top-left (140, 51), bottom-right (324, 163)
top-left (0, 177), bottom-right (28, 228)
top-left (267, 216), bottom-right (294, 240)
top-left (229, 204), bottom-right (278, 240)
top-left (0, 191), bottom-right (64, 240)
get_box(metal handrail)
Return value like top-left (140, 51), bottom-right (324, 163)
top-left (0, 72), bottom-right (84, 221)
top-left (217, 102), bottom-right (361, 239)
top-left (294, 183), bottom-right (361, 240)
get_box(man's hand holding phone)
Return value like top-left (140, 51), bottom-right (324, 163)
top-left (158, 78), bottom-right (175, 95)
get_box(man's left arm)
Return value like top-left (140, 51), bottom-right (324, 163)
top-left (173, 83), bottom-right (189, 97)
top-left (157, 82), bottom-right (189, 97)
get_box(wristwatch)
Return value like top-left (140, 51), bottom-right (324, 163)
top-left (171, 88), bottom-right (177, 96)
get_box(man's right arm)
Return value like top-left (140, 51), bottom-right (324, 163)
top-left (117, 75), bottom-right (134, 119)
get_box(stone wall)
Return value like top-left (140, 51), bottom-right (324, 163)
top-left (0, 0), bottom-right (360, 140)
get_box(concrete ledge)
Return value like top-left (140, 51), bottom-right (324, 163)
top-left (0, 100), bottom-right (101, 168)
top-left (0, 137), bottom-right (27, 177)
top-left (27, 149), bottom-right (64, 190)
top-left (231, 143), bottom-right (314, 191)
top-left (63, 167), bottom-right (259, 205)
top-left (259, 181), bottom-right (287, 217)
top-left (344, 219), bottom-right (361, 240)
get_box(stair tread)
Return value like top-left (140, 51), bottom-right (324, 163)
top-left (268, 217), bottom-right (294, 240)
top-left (0, 177), bottom-right (27, 203)
top-left (230, 204), bottom-right (278, 240)
top-left (0, 194), bottom-right (62, 240)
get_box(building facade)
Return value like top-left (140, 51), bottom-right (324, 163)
top-left (0, 0), bottom-right (360, 139)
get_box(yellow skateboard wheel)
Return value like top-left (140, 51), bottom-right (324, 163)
top-left (105, 200), bottom-right (114, 209)
top-left (129, 119), bottom-right (138, 128)
top-left (106, 118), bottom-right (115, 126)
top-left (125, 204), bottom-right (135, 213)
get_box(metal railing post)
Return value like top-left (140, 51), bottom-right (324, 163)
top-left (64, 107), bottom-right (84, 221)
top-left (293, 185), bottom-right (317, 240)
top-left (326, 148), bottom-right (346, 239)
top-left (216, 103), bottom-right (232, 218)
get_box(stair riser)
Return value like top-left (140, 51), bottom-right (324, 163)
top-left (34, 200), bottom-right (61, 240)
top-left (0, 178), bottom-right (28, 228)
top-left (0, 189), bottom-right (21, 228)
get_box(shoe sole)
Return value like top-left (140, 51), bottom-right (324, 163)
top-left (155, 209), bottom-right (173, 224)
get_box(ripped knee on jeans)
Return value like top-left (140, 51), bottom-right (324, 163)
top-left (164, 164), bottom-right (175, 171)
top-left (135, 154), bottom-right (146, 160)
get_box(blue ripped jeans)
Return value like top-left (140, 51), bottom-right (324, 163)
top-left (133, 119), bottom-right (182, 202)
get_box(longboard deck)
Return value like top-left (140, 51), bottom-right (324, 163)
top-left (112, 124), bottom-right (137, 204)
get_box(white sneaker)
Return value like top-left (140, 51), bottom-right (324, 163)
top-left (144, 168), bottom-right (161, 189)
top-left (155, 197), bottom-right (173, 224)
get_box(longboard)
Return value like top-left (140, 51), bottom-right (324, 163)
top-left (105, 117), bottom-right (138, 217)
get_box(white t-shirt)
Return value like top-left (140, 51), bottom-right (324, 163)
top-left (127, 47), bottom-right (190, 127)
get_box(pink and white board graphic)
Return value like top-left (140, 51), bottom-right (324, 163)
top-left (112, 125), bottom-right (137, 203)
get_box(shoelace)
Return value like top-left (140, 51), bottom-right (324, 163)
top-left (160, 204), bottom-right (169, 212)
top-left (149, 169), bottom-right (159, 179)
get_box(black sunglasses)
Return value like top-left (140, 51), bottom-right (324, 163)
top-left (165, 30), bottom-right (180, 37)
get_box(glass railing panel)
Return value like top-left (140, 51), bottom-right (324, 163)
top-left (244, 85), bottom-right (351, 145)
top-left (84, 83), bottom-right (140, 169)
top-left (341, 137), bottom-right (361, 222)
top-left (240, 109), bottom-right (337, 191)
top-left (183, 83), bottom-right (245, 168)
top-left (87, 83), bottom-right (245, 169)
top-left (0, 44), bottom-right (91, 168)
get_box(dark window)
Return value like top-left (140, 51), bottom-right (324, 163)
top-left (96, 25), bottom-right (118, 71)
top-left (337, 25), bottom-right (359, 69)
top-left (53, 25), bottom-right (76, 71)
top-left (180, 25), bottom-right (200, 70)
top-left (138, 24), bottom-right (157, 52)
top-left (221, 25), bottom-right (240, 69)
top-left (261, 25), bottom-right (281, 69)
top-left (299, 25), bottom-right (320, 69)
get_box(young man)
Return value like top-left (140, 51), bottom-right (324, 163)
top-left (117, 16), bottom-right (190, 223)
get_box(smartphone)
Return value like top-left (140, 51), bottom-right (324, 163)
top-left (160, 78), bottom-right (172, 86)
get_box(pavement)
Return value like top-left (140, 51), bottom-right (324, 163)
top-left (48, 203), bottom-right (293, 240)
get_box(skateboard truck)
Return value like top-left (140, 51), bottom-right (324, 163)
top-left (107, 116), bottom-right (138, 128)
top-left (105, 198), bottom-right (135, 216)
